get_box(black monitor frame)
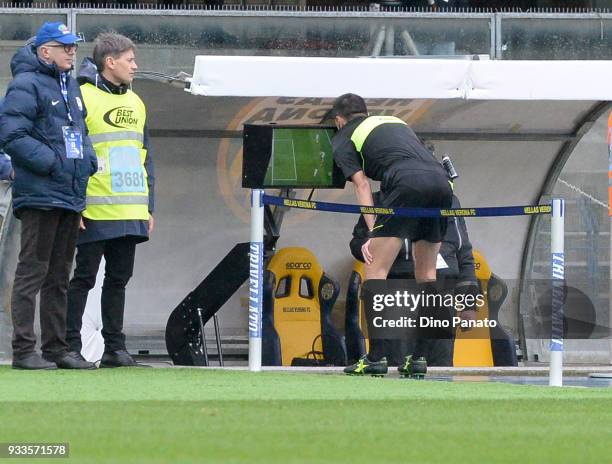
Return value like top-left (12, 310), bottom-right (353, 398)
top-left (242, 123), bottom-right (346, 189)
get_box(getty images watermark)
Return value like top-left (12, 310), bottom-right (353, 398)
top-left (361, 278), bottom-right (612, 340)
top-left (362, 279), bottom-right (494, 339)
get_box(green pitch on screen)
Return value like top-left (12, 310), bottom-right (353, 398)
top-left (264, 128), bottom-right (335, 187)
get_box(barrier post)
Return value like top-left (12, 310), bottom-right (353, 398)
top-left (550, 198), bottom-right (565, 386)
top-left (249, 189), bottom-right (264, 372)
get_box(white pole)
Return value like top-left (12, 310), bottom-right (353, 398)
top-left (249, 189), bottom-right (264, 372)
top-left (549, 198), bottom-right (565, 386)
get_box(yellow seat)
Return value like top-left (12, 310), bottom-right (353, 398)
top-left (262, 247), bottom-right (346, 366)
top-left (453, 249), bottom-right (496, 367)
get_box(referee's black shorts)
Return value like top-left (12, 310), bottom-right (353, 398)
top-left (370, 170), bottom-right (452, 243)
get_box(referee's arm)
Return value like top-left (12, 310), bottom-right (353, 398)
top-left (351, 170), bottom-right (375, 231)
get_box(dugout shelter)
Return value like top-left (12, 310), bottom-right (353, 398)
top-left (185, 55), bottom-right (612, 365)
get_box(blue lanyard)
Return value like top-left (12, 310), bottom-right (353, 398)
top-left (59, 73), bottom-right (73, 124)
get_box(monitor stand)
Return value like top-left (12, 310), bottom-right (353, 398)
top-left (164, 188), bottom-right (297, 366)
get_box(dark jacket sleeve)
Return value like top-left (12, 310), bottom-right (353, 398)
top-left (85, 134), bottom-right (97, 177)
top-left (349, 214), bottom-right (368, 262)
top-left (450, 196), bottom-right (477, 289)
top-left (455, 215), bottom-right (477, 285)
top-left (143, 123), bottom-right (154, 214)
top-left (79, 92), bottom-right (98, 177)
top-left (0, 77), bottom-right (58, 176)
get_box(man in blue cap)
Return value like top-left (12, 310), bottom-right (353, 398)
top-left (0, 22), bottom-right (98, 370)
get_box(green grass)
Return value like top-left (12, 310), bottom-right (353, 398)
top-left (264, 128), bottom-right (334, 187)
top-left (1, 367), bottom-right (611, 464)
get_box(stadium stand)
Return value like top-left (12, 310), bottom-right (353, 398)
top-left (5, 1), bottom-right (599, 11)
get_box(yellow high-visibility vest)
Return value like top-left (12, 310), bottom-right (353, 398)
top-left (80, 82), bottom-right (149, 221)
top-left (350, 116), bottom-right (407, 171)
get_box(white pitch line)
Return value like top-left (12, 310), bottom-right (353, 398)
top-left (272, 138), bottom-right (297, 182)
top-left (325, 130), bottom-right (333, 146)
top-left (290, 139), bottom-right (297, 181)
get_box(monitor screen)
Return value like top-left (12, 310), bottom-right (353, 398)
top-left (242, 124), bottom-right (346, 189)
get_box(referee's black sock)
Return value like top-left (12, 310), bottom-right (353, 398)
top-left (413, 280), bottom-right (449, 359)
top-left (367, 339), bottom-right (387, 363)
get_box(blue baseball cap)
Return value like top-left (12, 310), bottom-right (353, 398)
top-left (34, 22), bottom-right (81, 47)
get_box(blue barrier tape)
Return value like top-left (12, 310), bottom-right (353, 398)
top-left (262, 194), bottom-right (552, 218)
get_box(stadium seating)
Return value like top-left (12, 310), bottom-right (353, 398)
top-left (262, 247), bottom-right (347, 366)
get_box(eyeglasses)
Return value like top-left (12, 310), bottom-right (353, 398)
top-left (45, 43), bottom-right (78, 53)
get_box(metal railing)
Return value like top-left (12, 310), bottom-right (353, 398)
top-left (2, 7), bottom-right (612, 59)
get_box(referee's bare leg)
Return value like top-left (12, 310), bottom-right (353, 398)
top-left (412, 240), bottom-right (441, 283)
top-left (362, 237), bottom-right (403, 363)
top-left (364, 237), bottom-right (402, 280)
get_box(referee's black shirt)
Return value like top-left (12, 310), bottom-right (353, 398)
top-left (332, 116), bottom-right (442, 184)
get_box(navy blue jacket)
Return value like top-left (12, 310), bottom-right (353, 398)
top-left (0, 45), bottom-right (97, 216)
top-left (76, 57), bottom-right (155, 245)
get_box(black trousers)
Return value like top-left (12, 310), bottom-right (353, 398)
top-left (11, 208), bottom-right (80, 359)
top-left (66, 237), bottom-right (137, 353)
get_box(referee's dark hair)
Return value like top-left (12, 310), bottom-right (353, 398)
top-left (331, 93), bottom-right (368, 120)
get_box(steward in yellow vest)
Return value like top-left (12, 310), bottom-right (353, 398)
top-left (75, 57), bottom-right (154, 241)
top-left (81, 73), bottom-right (149, 221)
top-left (66, 33), bottom-right (154, 368)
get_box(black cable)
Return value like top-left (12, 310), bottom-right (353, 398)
top-left (135, 71), bottom-right (184, 82)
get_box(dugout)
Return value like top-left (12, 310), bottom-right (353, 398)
top-left (186, 56), bottom-right (612, 365)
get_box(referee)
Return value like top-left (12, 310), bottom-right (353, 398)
top-left (331, 93), bottom-right (453, 376)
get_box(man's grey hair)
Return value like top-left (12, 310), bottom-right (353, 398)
top-left (93, 32), bottom-right (135, 71)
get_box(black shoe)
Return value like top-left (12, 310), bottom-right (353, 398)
top-left (343, 355), bottom-right (388, 377)
top-left (12, 352), bottom-right (57, 370)
top-left (45, 351), bottom-right (97, 370)
top-left (100, 350), bottom-right (150, 368)
top-left (397, 355), bottom-right (427, 379)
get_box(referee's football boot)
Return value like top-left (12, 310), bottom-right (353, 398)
top-left (343, 355), bottom-right (388, 377)
top-left (398, 355), bottom-right (427, 379)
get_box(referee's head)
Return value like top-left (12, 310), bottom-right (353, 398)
top-left (331, 93), bottom-right (368, 128)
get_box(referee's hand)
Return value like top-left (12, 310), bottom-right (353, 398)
top-left (361, 239), bottom-right (373, 265)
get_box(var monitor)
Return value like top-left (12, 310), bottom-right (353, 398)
top-left (242, 124), bottom-right (346, 189)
